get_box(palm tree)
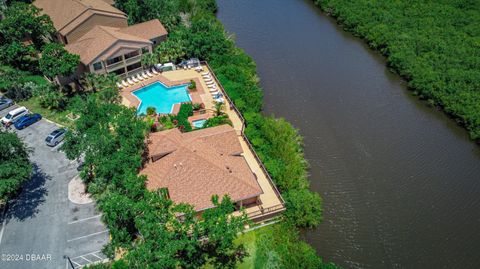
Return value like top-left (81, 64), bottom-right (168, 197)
top-left (214, 102), bottom-right (224, 116)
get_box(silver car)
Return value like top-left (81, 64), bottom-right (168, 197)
top-left (0, 97), bottom-right (14, 111)
top-left (45, 128), bottom-right (67, 147)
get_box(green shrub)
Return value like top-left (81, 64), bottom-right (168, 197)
top-left (34, 84), bottom-right (66, 110)
top-left (174, 103), bottom-right (193, 132)
top-left (204, 115), bottom-right (231, 128)
top-left (254, 224), bottom-right (324, 269)
top-left (159, 115), bottom-right (175, 130)
top-left (5, 81), bottom-right (37, 101)
top-left (284, 189), bottom-right (323, 228)
top-left (146, 106), bottom-right (156, 116)
top-left (188, 79), bottom-right (196, 90)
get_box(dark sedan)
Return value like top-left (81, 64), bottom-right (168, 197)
top-left (0, 97), bottom-right (14, 111)
top-left (14, 113), bottom-right (42, 130)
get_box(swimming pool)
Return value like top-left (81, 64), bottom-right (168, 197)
top-left (133, 82), bottom-right (191, 115)
top-left (192, 119), bottom-right (207, 128)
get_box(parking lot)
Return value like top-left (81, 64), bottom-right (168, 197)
top-left (0, 105), bottom-right (109, 269)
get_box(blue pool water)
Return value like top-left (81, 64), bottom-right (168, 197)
top-left (192, 119), bottom-right (207, 128)
top-left (133, 82), bottom-right (191, 114)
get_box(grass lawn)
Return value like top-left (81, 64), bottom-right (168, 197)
top-left (235, 228), bottom-right (258, 269)
top-left (18, 97), bottom-right (74, 128)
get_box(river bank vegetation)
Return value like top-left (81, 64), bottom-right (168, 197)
top-left (314, 0), bottom-right (480, 140)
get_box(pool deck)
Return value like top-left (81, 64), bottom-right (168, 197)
top-left (120, 64), bottom-right (285, 222)
top-left (120, 71), bottom-right (205, 112)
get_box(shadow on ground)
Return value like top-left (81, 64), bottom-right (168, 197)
top-left (6, 164), bottom-right (50, 221)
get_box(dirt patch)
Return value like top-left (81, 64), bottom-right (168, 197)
top-left (68, 176), bottom-right (93, 204)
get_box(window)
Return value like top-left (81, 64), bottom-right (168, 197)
top-left (111, 67), bottom-right (126, 76)
top-left (126, 62), bottom-right (141, 71)
top-left (92, 61), bottom-right (103, 71)
top-left (106, 56), bottom-right (123, 66)
top-left (124, 50), bottom-right (140, 59)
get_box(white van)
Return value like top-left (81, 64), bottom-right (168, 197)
top-left (1, 106), bottom-right (29, 125)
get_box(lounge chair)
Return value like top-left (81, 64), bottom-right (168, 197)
top-left (210, 91), bottom-right (220, 96)
top-left (146, 71), bottom-right (154, 77)
top-left (204, 78), bottom-right (213, 83)
top-left (116, 82), bottom-right (123, 89)
top-left (137, 74), bottom-right (144, 81)
top-left (195, 66), bottom-right (203, 72)
top-left (140, 72), bottom-right (147, 79)
top-left (214, 97), bottom-right (224, 103)
top-left (209, 87), bottom-right (218, 92)
top-left (127, 78), bottom-right (135, 85)
top-left (152, 68), bottom-right (159, 75)
top-left (132, 76), bottom-right (140, 83)
top-left (202, 74), bottom-right (211, 79)
top-left (206, 81), bottom-right (215, 86)
top-left (121, 80), bottom-right (129, 87)
top-left (201, 71), bottom-right (209, 76)
top-left (207, 84), bottom-right (216, 89)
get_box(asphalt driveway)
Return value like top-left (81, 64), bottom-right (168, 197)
top-left (0, 105), bottom-right (109, 269)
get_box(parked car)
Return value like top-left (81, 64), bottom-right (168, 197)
top-left (1, 106), bottom-right (29, 125)
top-left (13, 113), bottom-right (42, 130)
top-left (45, 128), bottom-right (67, 147)
top-left (0, 97), bottom-right (13, 111)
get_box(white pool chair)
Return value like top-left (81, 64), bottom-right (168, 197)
top-left (127, 78), bottom-right (135, 85)
top-left (146, 71), bottom-right (154, 77)
top-left (141, 72), bottom-right (149, 79)
top-left (121, 80), bottom-right (129, 87)
top-left (116, 82), bottom-right (123, 89)
top-left (152, 68), bottom-right (159, 75)
top-left (136, 74), bottom-right (144, 81)
top-left (201, 71), bottom-right (209, 76)
top-left (206, 81), bottom-right (215, 86)
top-left (132, 76), bottom-right (140, 83)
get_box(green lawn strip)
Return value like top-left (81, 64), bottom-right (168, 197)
top-left (17, 97), bottom-right (73, 128)
top-left (235, 228), bottom-right (257, 269)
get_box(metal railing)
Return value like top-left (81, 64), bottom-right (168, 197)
top-left (202, 61), bottom-right (285, 206)
top-left (125, 54), bottom-right (142, 65)
top-left (247, 204), bottom-right (285, 220)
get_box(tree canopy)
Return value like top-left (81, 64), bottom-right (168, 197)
top-left (39, 43), bottom-right (80, 79)
top-left (0, 131), bottom-right (32, 203)
top-left (0, 1), bottom-right (54, 69)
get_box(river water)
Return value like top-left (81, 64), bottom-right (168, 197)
top-left (217, 1), bottom-right (480, 268)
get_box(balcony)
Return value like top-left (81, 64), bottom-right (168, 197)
top-left (106, 61), bottom-right (125, 72)
top-left (125, 54), bottom-right (142, 65)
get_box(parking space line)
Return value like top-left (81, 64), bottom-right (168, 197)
top-left (80, 256), bottom-right (92, 263)
top-left (72, 250), bottom-right (103, 259)
top-left (91, 253), bottom-right (102, 259)
top-left (0, 208), bottom-right (6, 245)
top-left (67, 230), bottom-right (109, 242)
top-left (68, 214), bottom-right (102, 225)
